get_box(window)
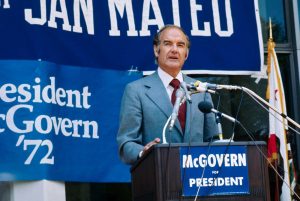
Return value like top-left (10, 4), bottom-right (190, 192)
top-left (258, 0), bottom-right (288, 43)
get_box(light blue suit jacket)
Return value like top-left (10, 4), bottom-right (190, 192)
top-left (117, 72), bottom-right (218, 164)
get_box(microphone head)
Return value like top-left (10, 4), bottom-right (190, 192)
top-left (198, 101), bottom-right (213, 113)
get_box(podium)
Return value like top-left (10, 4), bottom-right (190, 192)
top-left (131, 141), bottom-right (270, 201)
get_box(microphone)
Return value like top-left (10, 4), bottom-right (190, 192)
top-left (198, 101), bottom-right (223, 140)
top-left (198, 101), bottom-right (213, 113)
top-left (198, 101), bottom-right (239, 124)
top-left (189, 81), bottom-right (241, 92)
top-left (198, 101), bottom-right (239, 141)
top-left (187, 82), bottom-right (216, 94)
top-left (180, 81), bottom-right (192, 103)
top-left (169, 88), bottom-right (185, 131)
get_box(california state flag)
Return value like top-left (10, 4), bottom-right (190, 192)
top-left (266, 38), bottom-right (291, 201)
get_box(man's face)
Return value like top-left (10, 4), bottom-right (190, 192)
top-left (154, 28), bottom-right (189, 77)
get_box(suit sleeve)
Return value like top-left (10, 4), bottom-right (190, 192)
top-left (116, 83), bottom-right (144, 165)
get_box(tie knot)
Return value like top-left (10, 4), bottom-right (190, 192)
top-left (170, 79), bottom-right (180, 89)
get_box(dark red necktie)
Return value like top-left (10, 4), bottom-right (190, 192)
top-left (170, 79), bottom-right (186, 132)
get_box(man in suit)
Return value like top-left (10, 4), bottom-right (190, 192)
top-left (117, 25), bottom-right (218, 165)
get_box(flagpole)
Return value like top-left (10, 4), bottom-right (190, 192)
top-left (234, 17), bottom-right (300, 129)
top-left (267, 18), bottom-right (281, 201)
top-left (269, 17), bottom-right (273, 40)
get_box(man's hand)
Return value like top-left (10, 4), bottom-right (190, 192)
top-left (140, 138), bottom-right (161, 158)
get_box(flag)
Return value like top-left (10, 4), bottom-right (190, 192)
top-left (266, 36), bottom-right (293, 200)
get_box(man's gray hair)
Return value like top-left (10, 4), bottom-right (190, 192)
top-left (153, 24), bottom-right (191, 49)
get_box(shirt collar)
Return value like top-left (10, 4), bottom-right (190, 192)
top-left (157, 67), bottom-right (183, 88)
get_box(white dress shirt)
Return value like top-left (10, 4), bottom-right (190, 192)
top-left (157, 67), bottom-right (183, 101)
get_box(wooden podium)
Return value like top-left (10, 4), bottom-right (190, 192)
top-left (130, 142), bottom-right (270, 201)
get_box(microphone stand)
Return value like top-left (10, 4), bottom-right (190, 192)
top-left (240, 87), bottom-right (300, 130)
top-left (162, 116), bottom-right (172, 144)
top-left (191, 82), bottom-right (300, 130)
top-left (208, 84), bottom-right (300, 130)
top-left (162, 96), bottom-right (187, 144)
top-left (215, 112), bottom-right (223, 140)
top-left (212, 110), bottom-right (237, 142)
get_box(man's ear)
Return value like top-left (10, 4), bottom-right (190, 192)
top-left (154, 46), bottom-right (160, 57)
top-left (185, 49), bottom-right (189, 60)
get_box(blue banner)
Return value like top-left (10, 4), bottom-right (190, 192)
top-left (0, 0), bottom-right (263, 183)
top-left (0, 60), bottom-right (142, 182)
top-left (180, 145), bottom-right (249, 196)
top-left (0, 0), bottom-right (263, 74)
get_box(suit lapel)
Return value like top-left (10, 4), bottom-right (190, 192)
top-left (144, 72), bottom-right (183, 134)
top-left (183, 75), bottom-right (199, 140)
top-left (144, 73), bottom-right (173, 119)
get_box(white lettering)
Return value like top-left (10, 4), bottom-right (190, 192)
top-left (199, 154), bottom-right (207, 167)
top-left (207, 154), bottom-right (216, 167)
top-left (172, 0), bottom-right (180, 26)
top-left (108, 0), bottom-right (138, 36)
top-left (18, 84), bottom-right (31, 103)
top-left (0, 83), bottom-right (17, 102)
top-left (24, 0), bottom-right (47, 25)
top-left (4, 104), bottom-right (99, 138)
top-left (216, 154), bottom-right (224, 167)
top-left (231, 153), bottom-right (238, 166)
top-left (202, 178), bottom-right (208, 186)
top-left (2, 0), bottom-right (10, 8)
top-left (65, 89), bottom-right (81, 108)
top-left (193, 157), bottom-right (199, 168)
top-left (190, 0), bottom-right (211, 36)
top-left (224, 154), bottom-right (230, 167)
top-left (32, 77), bottom-right (43, 103)
top-left (73, 0), bottom-right (94, 34)
top-left (82, 120), bottom-right (99, 139)
top-left (35, 115), bottom-right (53, 134)
top-left (51, 117), bottom-right (63, 134)
top-left (56, 88), bottom-right (66, 106)
top-left (0, 77), bottom-right (91, 109)
top-left (189, 177), bottom-right (243, 187)
top-left (61, 118), bottom-right (73, 136)
top-left (0, 114), bottom-right (5, 133)
top-left (42, 77), bottom-right (57, 104)
top-left (48, 0), bottom-right (72, 31)
top-left (71, 120), bottom-right (82, 137)
top-left (189, 178), bottom-right (195, 187)
top-left (182, 154), bottom-right (193, 168)
top-left (212, 0), bottom-right (233, 37)
top-left (82, 86), bottom-right (91, 109)
top-left (6, 104), bottom-right (34, 133)
top-left (182, 153), bottom-right (247, 168)
top-left (238, 153), bottom-right (247, 166)
top-left (23, 0), bottom-right (235, 37)
top-left (139, 0), bottom-right (164, 36)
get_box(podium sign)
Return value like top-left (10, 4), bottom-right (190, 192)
top-left (180, 145), bottom-right (249, 196)
top-left (131, 142), bottom-right (270, 201)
